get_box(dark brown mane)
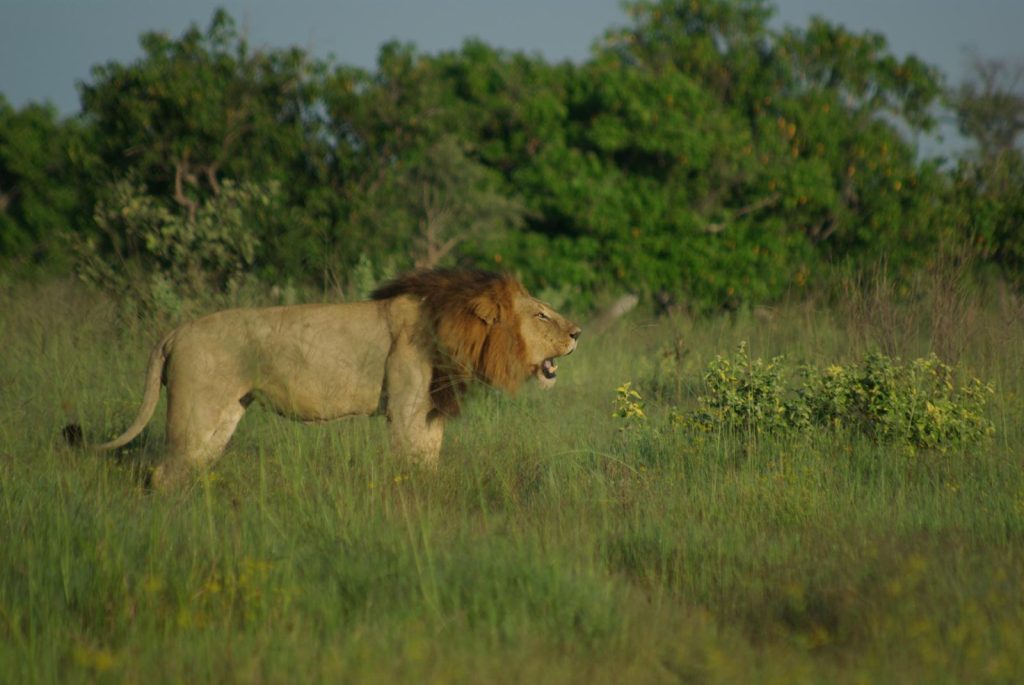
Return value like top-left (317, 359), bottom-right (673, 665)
top-left (371, 268), bottom-right (530, 417)
top-left (369, 268), bottom-right (505, 303)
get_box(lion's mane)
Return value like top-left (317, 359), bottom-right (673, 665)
top-left (371, 269), bottom-right (530, 417)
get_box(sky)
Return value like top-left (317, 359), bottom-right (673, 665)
top-left (2, 0), bottom-right (1023, 141)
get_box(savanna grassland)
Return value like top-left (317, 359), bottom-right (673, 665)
top-left (1, 278), bottom-right (1023, 684)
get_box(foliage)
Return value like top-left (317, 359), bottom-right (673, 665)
top-left (612, 381), bottom-right (647, 426)
top-left (636, 343), bottom-right (995, 450)
top-left (951, 54), bottom-right (1024, 163)
top-left (73, 10), bottom-right (328, 286)
top-left (364, 134), bottom-right (527, 270)
top-left (947, 152), bottom-right (1024, 287)
top-left (73, 178), bottom-right (277, 314)
top-left (0, 97), bottom-right (87, 265)
top-left (945, 56), bottom-right (1024, 286)
top-left (691, 342), bottom-right (793, 432)
top-left (77, 10), bottom-right (318, 203)
top-left (0, 2), bottom-right (1021, 309)
top-left (797, 352), bottom-right (995, 449)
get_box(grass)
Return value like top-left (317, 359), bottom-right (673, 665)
top-left (1, 279), bottom-right (1023, 683)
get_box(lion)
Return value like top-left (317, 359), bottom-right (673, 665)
top-left (69, 269), bottom-right (581, 488)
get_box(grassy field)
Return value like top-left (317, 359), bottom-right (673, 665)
top-left (1, 279), bottom-right (1023, 684)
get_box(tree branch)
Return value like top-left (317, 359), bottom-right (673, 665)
top-left (703, 192), bottom-right (781, 233)
top-left (173, 158), bottom-right (199, 224)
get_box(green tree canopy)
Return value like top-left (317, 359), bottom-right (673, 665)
top-left (1, 2), bottom-right (1019, 310)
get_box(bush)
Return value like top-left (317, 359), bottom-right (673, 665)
top-left (73, 178), bottom-right (276, 315)
top-left (799, 352), bottom-right (996, 449)
top-left (691, 342), bottom-right (795, 433)
top-left (627, 343), bottom-right (995, 450)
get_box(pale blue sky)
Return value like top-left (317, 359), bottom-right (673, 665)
top-left (2, 0), bottom-right (1022, 123)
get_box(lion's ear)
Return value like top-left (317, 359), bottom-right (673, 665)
top-left (470, 295), bottom-right (499, 326)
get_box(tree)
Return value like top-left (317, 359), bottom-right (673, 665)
top-left (79, 9), bottom-right (319, 199)
top-left (75, 9), bottom-right (327, 285)
top-left (0, 97), bottom-right (87, 265)
top-left (947, 55), bottom-right (1024, 283)
top-left (6, 4), bottom-right (1004, 308)
top-left (401, 136), bottom-right (525, 268)
top-left (953, 54), bottom-right (1024, 165)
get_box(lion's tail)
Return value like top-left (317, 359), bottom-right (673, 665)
top-left (89, 331), bottom-right (174, 452)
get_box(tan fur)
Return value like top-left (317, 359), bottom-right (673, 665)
top-left (75, 269), bottom-right (580, 488)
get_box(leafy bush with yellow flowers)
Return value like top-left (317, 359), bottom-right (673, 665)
top-left (621, 343), bottom-right (995, 450)
top-left (797, 351), bottom-right (996, 449)
top-left (691, 342), bottom-right (797, 433)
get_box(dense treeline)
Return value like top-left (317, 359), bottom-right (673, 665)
top-left (1, 0), bottom-right (1022, 311)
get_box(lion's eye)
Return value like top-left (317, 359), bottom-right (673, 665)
top-left (536, 312), bottom-right (550, 322)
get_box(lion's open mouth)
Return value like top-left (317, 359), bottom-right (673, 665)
top-left (541, 358), bottom-right (558, 379)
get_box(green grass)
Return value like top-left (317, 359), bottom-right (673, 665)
top-left (1, 280), bottom-right (1023, 683)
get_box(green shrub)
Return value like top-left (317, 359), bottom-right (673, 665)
top-left (799, 352), bottom-right (996, 449)
top-left (73, 178), bottom-right (276, 314)
top-left (613, 382), bottom-right (648, 428)
top-left (690, 342), bottom-right (795, 433)
top-left (627, 344), bottom-right (995, 450)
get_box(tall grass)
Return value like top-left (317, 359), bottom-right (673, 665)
top-left (1, 278), bottom-right (1022, 683)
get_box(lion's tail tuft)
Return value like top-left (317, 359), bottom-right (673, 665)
top-left (62, 422), bottom-right (84, 447)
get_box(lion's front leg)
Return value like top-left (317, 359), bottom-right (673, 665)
top-left (384, 338), bottom-right (444, 467)
top-left (388, 411), bottom-right (444, 468)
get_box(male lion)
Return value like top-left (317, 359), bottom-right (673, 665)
top-left (71, 269), bottom-right (581, 488)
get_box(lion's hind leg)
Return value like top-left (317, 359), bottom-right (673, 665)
top-left (151, 387), bottom-right (250, 489)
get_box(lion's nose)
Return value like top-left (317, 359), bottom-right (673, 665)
top-left (570, 327), bottom-right (581, 341)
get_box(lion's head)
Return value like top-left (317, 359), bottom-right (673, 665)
top-left (372, 269), bottom-right (581, 416)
